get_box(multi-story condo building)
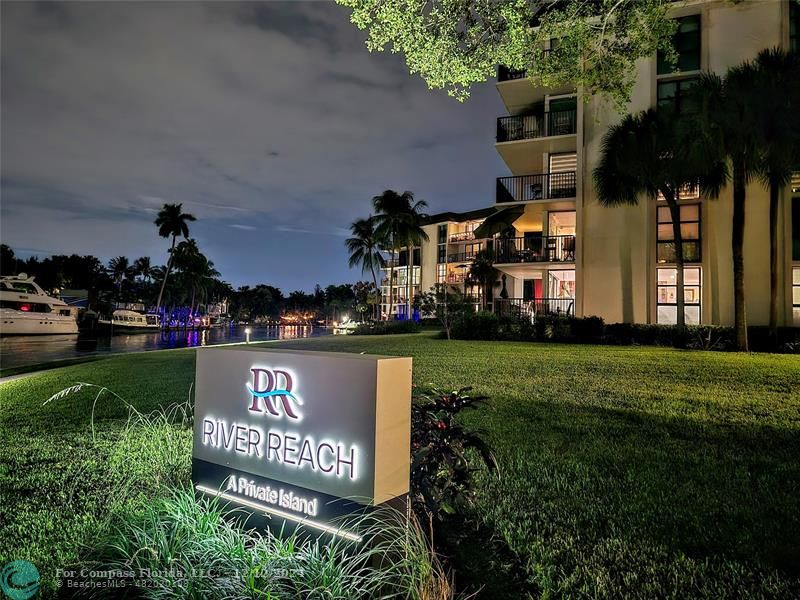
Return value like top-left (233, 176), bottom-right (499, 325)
top-left (382, 0), bottom-right (800, 327)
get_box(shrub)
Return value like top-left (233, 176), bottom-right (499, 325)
top-left (411, 387), bottom-right (498, 524)
top-left (450, 311), bottom-right (500, 340)
top-left (603, 323), bottom-right (737, 349)
top-left (748, 326), bottom-right (800, 353)
top-left (533, 314), bottom-right (574, 341)
top-left (571, 315), bottom-right (605, 343)
top-left (685, 325), bottom-right (735, 351)
top-left (352, 319), bottom-right (421, 335)
top-left (450, 312), bottom-right (605, 344)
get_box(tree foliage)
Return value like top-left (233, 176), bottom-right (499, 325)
top-left (337, 0), bottom-right (676, 108)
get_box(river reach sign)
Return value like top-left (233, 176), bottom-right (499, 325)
top-left (192, 346), bottom-right (412, 541)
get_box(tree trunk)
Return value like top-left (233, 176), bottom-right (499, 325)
top-left (665, 189), bottom-right (686, 341)
top-left (386, 248), bottom-right (396, 320)
top-left (370, 264), bottom-right (379, 321)
top-left (732, 165), bottom-right (748, 352)
top-left (406, 244), bottom-right (413, 321)
top-left (768, 175), bottom-right (779, 341)
top-left (155, 235), bottom-right (177, 320)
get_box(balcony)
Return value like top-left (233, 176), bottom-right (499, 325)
top-left (497, 65), bottom-right (528, 82)
top-left (494, 297), bottom-right (575, 319)
top-left (448, 231), bottom-right (476, 243)
top-left (494, 235), bottom-right (575, 264)
top-left (496, 109), bottom-right (577, 173)
top-left (497, 109), bottom-right (576, 142)
top-left (496, 172), bottom-right (577, 203)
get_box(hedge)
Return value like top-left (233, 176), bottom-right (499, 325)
top-left (448, 311), bottom-right (799, 353)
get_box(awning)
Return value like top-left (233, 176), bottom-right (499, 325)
top-left (473, 205), bottom-right (525, 239)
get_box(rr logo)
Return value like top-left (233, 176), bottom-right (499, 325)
top-left (247, 368), bottom-right (302, 420)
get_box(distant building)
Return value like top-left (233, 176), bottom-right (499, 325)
top-left (59, 289), bottom-right (89, 309)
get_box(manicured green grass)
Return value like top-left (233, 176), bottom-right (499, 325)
top-left (1, 335), bottom-right (799, 597)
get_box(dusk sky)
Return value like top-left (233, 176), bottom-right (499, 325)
top-left (1, 1), bottom-right (507, 291)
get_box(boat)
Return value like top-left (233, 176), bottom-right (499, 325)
top-left (98, 309), bottom-right (161, 333)
top-left (0, 274), bottom-right (79, 335)
top-left (332, 318), bottom-right (360, 335)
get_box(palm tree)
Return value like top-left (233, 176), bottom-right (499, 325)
top-left (172, 238), bottom-right (204, 317)
top-left (132, 256), bottom-right (152, 283)
top-left (751, 48), bottom-right (800, 339)
top-left (594, 108), bottom-right (726, 333)
top-left (188, 257), bottom-right (221, 319)
top-left (107, 256), bottom-right (131, 295)
top-left (346, 217), bottom-right (385, 320)
top-left (468, 249), bottom-right (499, 311)
top-left (693, 65), bottom-right (762, 351)
top-left (154, 203), bottom-right (196, 318)
top-left (372, 190), bottom-right (429, 320)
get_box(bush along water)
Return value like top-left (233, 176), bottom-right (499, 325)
top-left (448, 311), bottom-right (799, 352)
top-left (352, 319), bottom-right (421, 335)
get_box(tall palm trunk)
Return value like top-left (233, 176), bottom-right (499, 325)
top-left (369, 264), bottom-right (379, 321)
top-left (768, 175), bottom-right (779, 340)
top-left (386, 248), bottom-right (396, 320)
top-left (406, 244), bottom-right (413, 320)
top-left (155, 235), bottom-right (177, 318)
top-left (664, 188), bottom-right (686, 338)
top-left (732, 165), bottom-right (748, 351)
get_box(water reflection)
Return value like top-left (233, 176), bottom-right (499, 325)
top-left (0, 325), bottom-right (327, 371)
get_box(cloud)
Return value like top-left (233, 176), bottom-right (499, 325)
top-left (0, 1), bottom-right (506, 290)
top-left (274, 226), bottom-right (313, 234)
top-left (229, 224), bottom-right (256, 231)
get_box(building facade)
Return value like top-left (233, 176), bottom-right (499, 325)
top-left (382, 0), bottom-right (800, 327)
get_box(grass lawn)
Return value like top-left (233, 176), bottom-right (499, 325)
top-left (1, 334), bottom-right (799, 598)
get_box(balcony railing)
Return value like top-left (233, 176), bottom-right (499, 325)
top-left (497, 65), bottom-right (528, 81)
top-left (382, 259), bottom-right (421, 269)
top-left (498, 49), bottom-right (559, 82)
top-left (447, 250), bottom-right (482, 263)
top-left (448, 231), bottom-right (476, 243)
top-left (494, 235), bottom-right (576, 263)
top-left (497, 109), bottom-right (576, 142)
top-left (494, 297), bottom-right (575, 320)
top-left (446, 273), bottom-right (468, 284)
top-left (496, 172), bottom-right (577, 203)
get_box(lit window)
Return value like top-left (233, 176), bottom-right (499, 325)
top-left (657, 267), bottom-right (701, 325)
top-left (436, 264), bottom-right (446, 284)
top-left (793, 197), bottom-right (800, 261)
top-left (657, 204), bottom-right (701, 263)
top-left (793, 267), bottom-right (800, 325)
top-left (658, 15), bottom-right (701, 74)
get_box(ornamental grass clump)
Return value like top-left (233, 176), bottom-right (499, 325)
top-left (80, 489), bottom-right (455, 600)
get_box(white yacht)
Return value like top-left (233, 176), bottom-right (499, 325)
top-left (98, 309), bottom-right (160, 332)
top-left (0, 274), bottom-right (79, 335)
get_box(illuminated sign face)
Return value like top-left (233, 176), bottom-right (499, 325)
top-left (192, 347), bottom-right (412, 540)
